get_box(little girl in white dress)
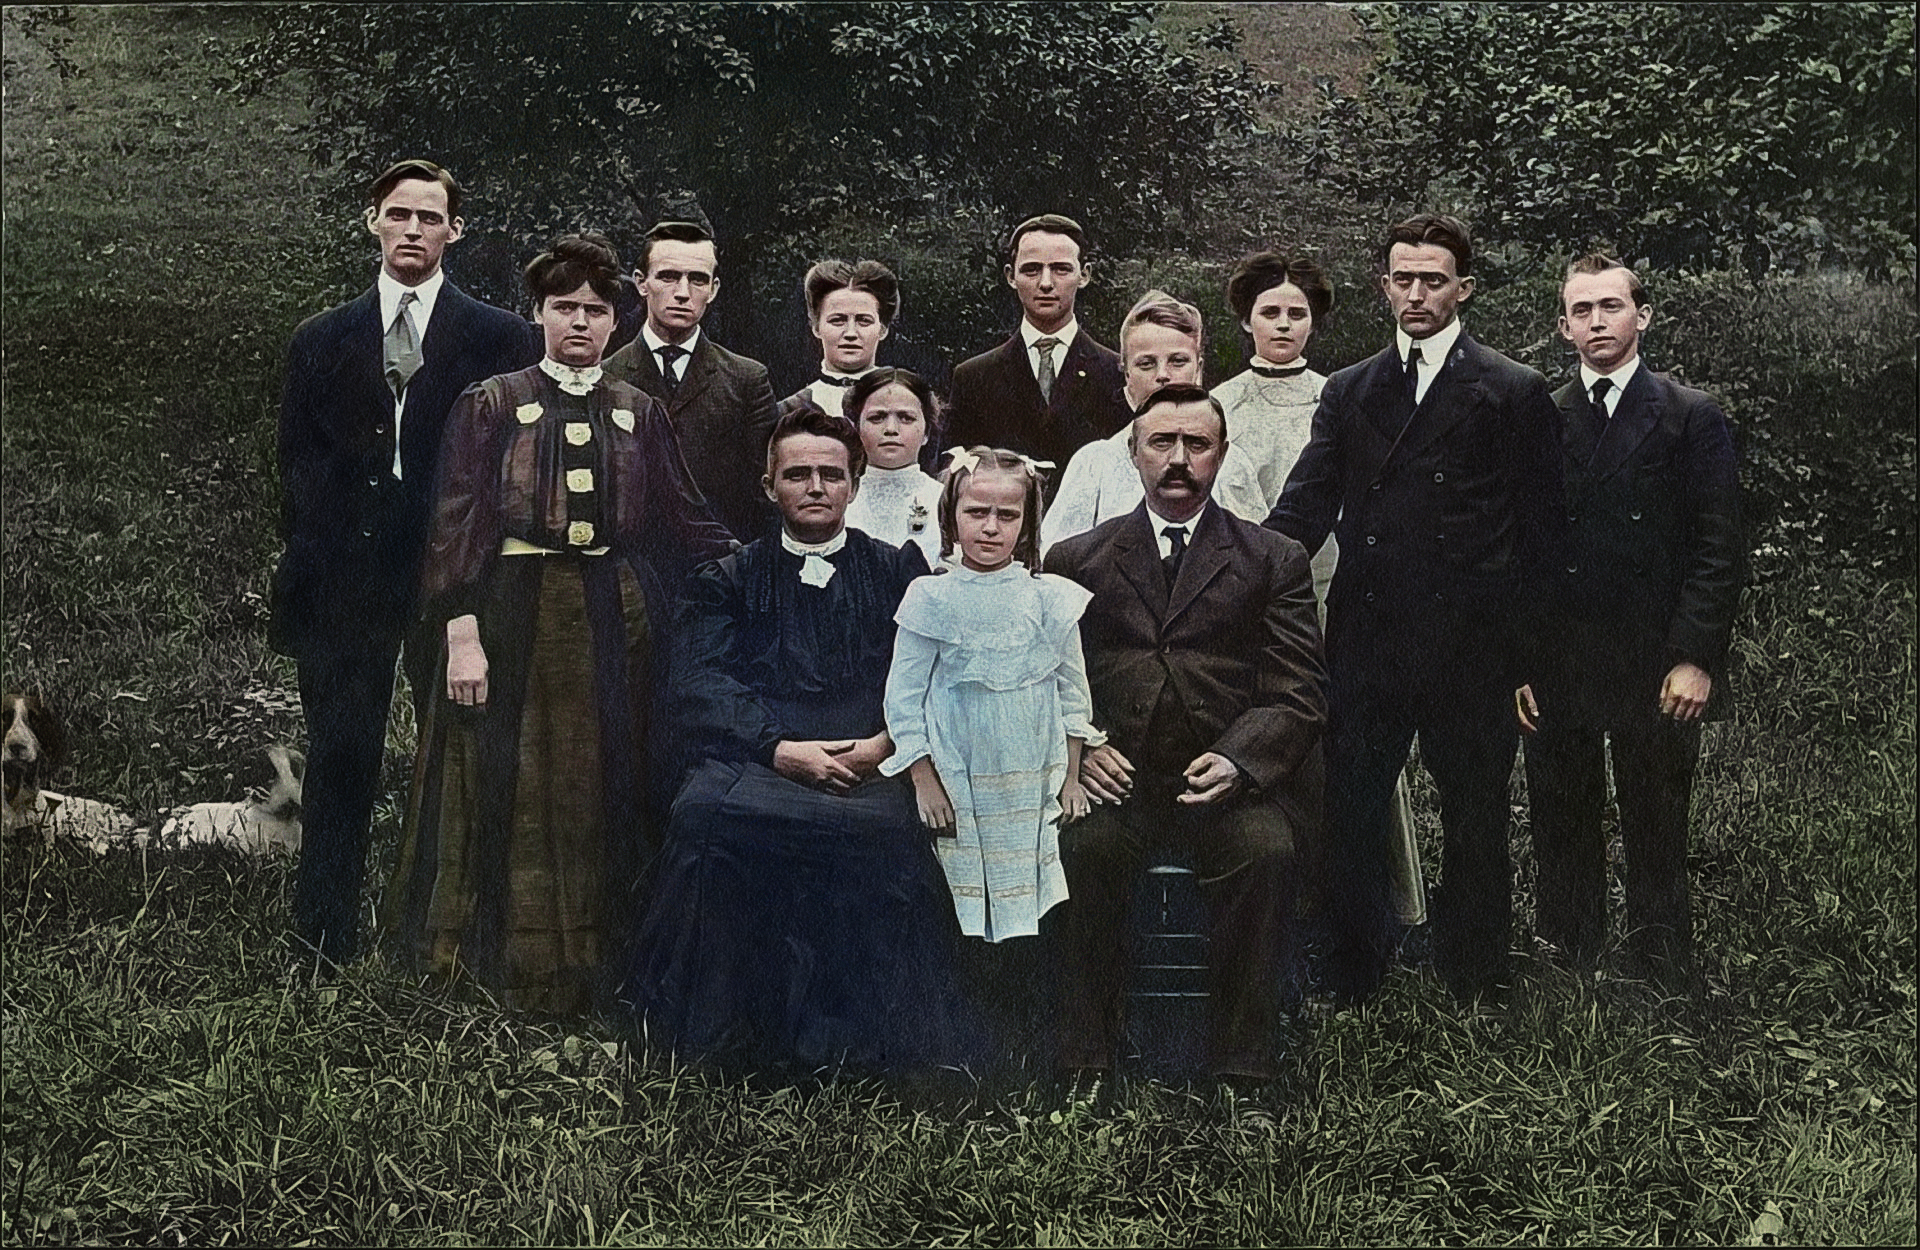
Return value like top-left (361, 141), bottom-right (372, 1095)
top-left (881, 446), bottom-right (1102, 941)
top-left (841, 368), bottom-right (944, 566)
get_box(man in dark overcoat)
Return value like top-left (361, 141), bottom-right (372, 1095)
top-left (1265, 213), bottom-right (1565, 1000)
top-left (272, 159), bottom-right (537, 962)
top-left (1516, 254), bottom-right (1742, 987)
top-left (945, 214), bottom-right (1131, 491)
top-left (1047, 384), bottom-right (1326, 1081)
top-left (601, 220), bottom-right (781, 541)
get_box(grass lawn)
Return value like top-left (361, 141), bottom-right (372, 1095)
top-left (4, 7), bottom-right (1914, 1245)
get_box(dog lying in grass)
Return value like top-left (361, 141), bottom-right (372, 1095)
top-left (156, 744), bottom-right (305, 856)
top-left (2, 690), bottom-right (139, 851)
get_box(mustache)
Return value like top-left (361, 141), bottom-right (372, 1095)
top-left (1158, 466), bottom-right (1198, 487)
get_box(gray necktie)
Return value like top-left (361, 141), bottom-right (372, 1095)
top-left (1034, 336), bottom-right (1061, 404)
top-left (384, 291), bottom-right (422, 398)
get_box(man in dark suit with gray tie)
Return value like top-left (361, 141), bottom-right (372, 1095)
top-left (601, 220), bottom-right (781, 540)
top-left (1266, 213), bottom-right (1565, 1002)
top-left (946, 214), bottom-right (1131, 491)
top-left (272, 159), bottom-right (537, 963)
top-left (1516, 255), bottom-right (1741, 989)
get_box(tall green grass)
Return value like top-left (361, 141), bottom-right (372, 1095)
top-left (4, 7), bottom-right (1913, 1246)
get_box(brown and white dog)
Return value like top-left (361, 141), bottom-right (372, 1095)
top-left (2, 691), bottom-right (138, 850)
top-left (157, 744), bottom-right (305, 856)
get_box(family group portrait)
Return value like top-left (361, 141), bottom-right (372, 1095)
top-left (3, 3), bottom-right (1913, 1244)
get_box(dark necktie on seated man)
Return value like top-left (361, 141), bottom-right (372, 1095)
top-left (657, 343), bottom-right (686, 396)
top-left (384, 291), bottom-right (423, 398)
top-left (1162, 523), bottom-right (1188, 581)
top-left (1034, 336), bottom-right (1061, 406)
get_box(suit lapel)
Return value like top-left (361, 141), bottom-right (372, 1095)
top-left (1112, 506), bottom-right (1169, 620)
top-left (1394, 335), bottom-right (1487, 462)
top-left (1359, 346), bottom-right (1408, 444)
top-left (1557, 380), bottom-right (1603, 470)
top-left (673, 335), bottom-right (717, 414)
top-left (336, 287), bottom-right (388, 414)
top-left (1588, 366), bottom-right (1661, 483)
top-left (1047, 332), bottom-right (1100, 418)
top-left (1164, 504), bottom-right (1230, 629)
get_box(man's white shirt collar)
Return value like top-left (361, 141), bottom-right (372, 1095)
top-left (378, 267), bottom-right (444, 333)
top-left (1579, 355), bottom-right (1642, 417)
top-left (1395, 316), bottom-right (1463, 369)
top-left (1144, 499), bottom-right (1207, 560)
top-left (1021, 317), bottom-right (1079, 377)
top-left (641, 322), bottom-right (702, 361)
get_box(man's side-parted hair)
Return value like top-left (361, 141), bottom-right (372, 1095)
top-left (369, 159), bottom-right (464, 219)
top-left (1129, 382), bottom-right (1229, 443)
top-left (1564, 252), bottom-right (1648, 308)
top-left (1120, 289), bottom-right (1206, 367)
top-left (935, 446), bottom-right (1048, 571)
top-left (845, 367), bottom-right (943, 440)
top-left (1005, 213), bottom-right (1090, 265)
top-left (524, 234), bottom-right (623, 307)
top-left (638, 220), bottom-right (717, 277)
top-left (1383, 212), bottom-right (1475, 278)
top-left (1226, 250), bottom-right (1335, 324)
top-left (765, 402), bottom-right (867, 479)
top-left (804, 259), bottom-right (902, 326)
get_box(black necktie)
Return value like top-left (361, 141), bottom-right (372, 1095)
top-left (1590, 377), bottom-right (1613, 425)
top-left (1403, 343), bottom-right (1423, 405)
top-left (1162, 524), bottom-right (1189, 580)
top-left (657, 344), bottom-right (686, 395)
top-left (817, 374), bottom-right (858, 388)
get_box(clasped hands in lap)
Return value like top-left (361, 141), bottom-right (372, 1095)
top-left (1078, 743), bottom-right (1243, 806)
top-left (773, 734), bottom-right (891, 794)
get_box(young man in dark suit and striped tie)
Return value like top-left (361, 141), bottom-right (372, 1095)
top-left (1515, 255), bottom-right (1741, 991)
top-left (946, 214), bottom-right (1131, 492)
top-left (601, 220), bottom-right (780, 540)
top-left (273, 160), bottom-right (537, 964)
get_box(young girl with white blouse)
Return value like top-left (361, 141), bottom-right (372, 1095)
top-left (880, 447), bottom-right (1102, 942)
top-left (841, 367), bottom-right (945, 566)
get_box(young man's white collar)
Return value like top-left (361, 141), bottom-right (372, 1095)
top-left (1144, 498), bottom-right (1208, 560)
top-left (378, 267), bottom-right (445, 332)
top-left (1020, 316), bottom-right (1080, 378)
top-left (641, 322), bottom-right (703, 377)
top-left (1578, 354), bottom-right (1643, 418)
top-left (1394, 316), bottom-right (1464, 405)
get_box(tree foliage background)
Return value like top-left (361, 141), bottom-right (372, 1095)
top-left (229, 0), bottom-right (1916, 573)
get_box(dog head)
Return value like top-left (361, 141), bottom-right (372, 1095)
top-left (2, 692), bottom-right (66, 811)
top-left (240, 744), bottom-right (305, 820)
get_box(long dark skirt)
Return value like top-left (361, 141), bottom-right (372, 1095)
top-left (623, 758), bottom-right (982, 1074)
top-left (387, 555), bottom-right (653, 1015)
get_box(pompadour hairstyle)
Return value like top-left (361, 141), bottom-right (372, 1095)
top-left (524, 233), bottom-right (623, 306)
top-left (1005, 213), bottom-right (1089, 264)
top-left (638, 220), bottom-right (717, 276)
top-left (1120, 288), bottom-right (1206, 362)
top-left (803, 259), bottom-right (902, 326)
top-left (1226, 250), bottom-right (1335, 324)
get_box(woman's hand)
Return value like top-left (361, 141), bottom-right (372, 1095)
top-left (908, 757), bottom-right (956, 836)
top-left (773, 740), bottom-right (861, 793)
top-left (1057, 776), bottom-right (1090, 826)
top-left (446, 614), bottom-right (489, 707)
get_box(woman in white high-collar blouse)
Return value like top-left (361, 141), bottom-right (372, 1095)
top-left (779, 258), bottom-right (900, 417)
top-left (1212, 249), bottom-right (1426, 928)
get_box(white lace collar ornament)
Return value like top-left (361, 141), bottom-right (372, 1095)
top-left (540, 357), bottom-right (604, 396)
top-left (780, 526), bottom-right (848, 587)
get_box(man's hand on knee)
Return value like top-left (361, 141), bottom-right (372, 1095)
top-left (1179, 752), bottom-right (1242, 805)
top-left (1080, 743), bottom-right (1136, 805)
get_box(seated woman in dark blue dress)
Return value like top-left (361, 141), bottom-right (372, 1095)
top-left (624, 406), bottom-right (977, 1074)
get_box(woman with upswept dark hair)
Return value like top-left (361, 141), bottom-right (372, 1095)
top-left (386, 233), bottom-right (733, 1014)
top-left (780, 258), bottom-right (901, 417)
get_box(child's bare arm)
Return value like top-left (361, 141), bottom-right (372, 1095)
top-left (907, 756), bottom-right (956, 836)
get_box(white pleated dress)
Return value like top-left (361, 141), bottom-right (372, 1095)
top-left (880, 563), bottom-right (1105, 941)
